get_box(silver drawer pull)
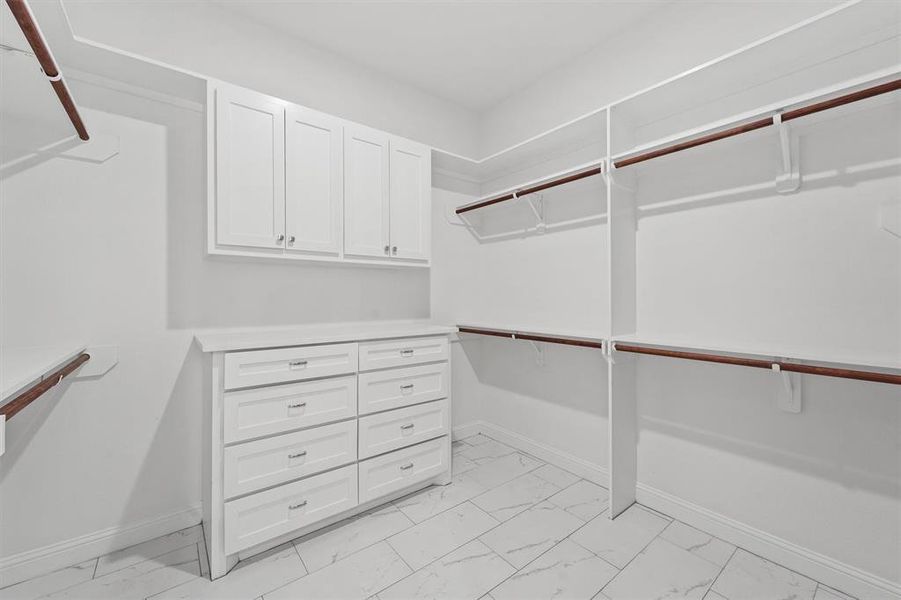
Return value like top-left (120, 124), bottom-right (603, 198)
top-left (400, 384), bottom-right (414, 390)
top-left (288, 451), bottom-right (307, 459)
top-left (289, 500), bottom-right (308, 510)
top-left (400, 349), bottom-right (414, 356)
top-left (289, 360), bottom-right (308, 368)
top-left (288, 402), bottom-right (307, 409)
top-left (400, 463), bottom-right (414, 470)
top-left (400, 423), bottom-right (414, 430)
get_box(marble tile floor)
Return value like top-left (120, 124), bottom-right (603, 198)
top-left (1, 434), bottom-right (858, 600)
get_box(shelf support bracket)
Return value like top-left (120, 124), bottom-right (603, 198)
top-left (525, 339), bottom-right (545, 367)
top-left (772, 363), bottom-right (802, 413)
top-left (525, 193), bottom-right (546, 233)
top-left (773, 113), bottom-right (800, 194)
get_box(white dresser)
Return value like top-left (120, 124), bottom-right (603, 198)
top-left (195, 322), bottom-right (455, 579)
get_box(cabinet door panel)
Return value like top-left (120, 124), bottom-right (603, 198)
top-left (286, 107), bottom-right (342, 255)
top-left (216, 85), bottom-right (285, 249)
top-left (344, 125), bottom-right (389, 258)
top-left (389, 138), bottom-right (431, 261)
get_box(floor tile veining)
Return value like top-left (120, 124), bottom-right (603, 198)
top-left (1, 434), bottom-right (859, 600)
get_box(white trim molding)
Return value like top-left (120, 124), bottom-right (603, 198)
top-left (0, 503), bottom-right (202, 588)
top-left (454, 420), bottom-right (900, 600)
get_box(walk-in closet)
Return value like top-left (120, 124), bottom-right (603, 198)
top-left (1, 1), bottom-right (899, 599)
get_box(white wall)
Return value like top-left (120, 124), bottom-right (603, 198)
top-left (0, 80), bottom-right (430, 579)
top-left (62, 1), bottom-right (479, 157)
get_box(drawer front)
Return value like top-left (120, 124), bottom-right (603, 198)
top-left (224, 375), bottom-right (357, 443)
top-left (224, 420), bottom-right (357, 498)
top-left (358, 437), bottom-right (449, 503)
top-left (224, 464), bottom-right (357, 554)
top-left (224, 343), bottom-right (358, 389)
top-left (358, 336), bottom-right (448, 371)
top-left (358, 399), bottom-right (449, 459)
top-left (358, 362), bottom-right (449, 415)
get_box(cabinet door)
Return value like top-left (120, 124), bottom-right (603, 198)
top-left (344, 125), bottom-right (390, 258)
top-left (286, 107), bottom-right (343, 255)
top-left (215, 85), bottom-right (285, 249)
top-left (389, 138), bottom-right (431, 261)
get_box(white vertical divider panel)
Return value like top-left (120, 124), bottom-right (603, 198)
top-left (607, 105), bottom-right (639, 518)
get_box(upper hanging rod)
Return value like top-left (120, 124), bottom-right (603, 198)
top-left (613, 78), bottom-right (901, 169)
top-left (5, 0), bottom-right (90, 141)
top-left (458, 325), bottom-right (604, 349)
top-left (0, 353), bottom-right (90, 421)
top-left (456, 164), bottom-right (603, 215)
top-left (614, 343), bottom-right (901, 386)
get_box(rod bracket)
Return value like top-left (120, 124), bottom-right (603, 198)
top-left (526, 339), bottom-right (545, 367)
top-left (772, 363), bottom-right (802, 413)
top-left (772, 113), bottom-right (800, 194)
top-left (525, 193), bottom-right (546, 233)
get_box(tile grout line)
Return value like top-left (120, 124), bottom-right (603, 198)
top-left (91, 556), bottom-right (99, 580)
top-left (706, 546), bottom-right (739, 599)
top-left (595, 507), bottom-right (676, 595)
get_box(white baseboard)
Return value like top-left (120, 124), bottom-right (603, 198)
top-left (0, 503), bottom-right (202, 588)
top-left (455, 420), bottom-right (900, 600)
top-left (635, 485), bottom-right (901, 600)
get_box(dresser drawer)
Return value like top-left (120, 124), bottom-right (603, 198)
top-left (224, 343), bottom-right (358, 390)
top-left (358, 399), bottom-right (449, 459)
top-left (358, 437), bottom-right (448, 503)
top-left (224, 420), bottom-right (357, 498)
top-left (358, 336), bottom-right (448, 371)
top-left (358, 362), bottom-right (449, 415)
top-left (224, 464), bottom-right (357, 554)
top-left (224, 375), bottom-right (357, 443)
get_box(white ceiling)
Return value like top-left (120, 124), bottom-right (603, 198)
top-left (214, 1), bottom-right (667, 112)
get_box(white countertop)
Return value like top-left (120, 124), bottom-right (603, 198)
top-left (1, 343), bottom-right (88, 405)
top-left (194, 320), bottom-right (457, 352)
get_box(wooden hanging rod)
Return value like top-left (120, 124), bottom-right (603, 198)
top-left (5, 0), bottom-right (90, 141)
top-left (456, 164), bottom-right (603, 215)
top-left (614, 343), bottom-right (901, 385)
top-left (0, 353), bottom-right (90, 421)
top-left (613, 78), bottom-right (901, 169)
top-left (458, 326), bottom-right (604, 349)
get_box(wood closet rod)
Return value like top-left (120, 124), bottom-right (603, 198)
top-left (455, 165), bottom-right (603, 215)
top-left (613, 78), bottom-right (901, 169)
top-left (614, 344), bottom-right (901, 385)
top-left (5, 0), bottom-right (90, 141)
top-left (458, 326), bottom-right (604, 349)
top-left (0, 353), bottom-right (90, 421)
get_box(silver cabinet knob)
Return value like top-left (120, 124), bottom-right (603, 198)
top-left (392, 246), bottom-right (397, 255)
top-left (288, 235), bottom-right (296, 245)
top-left (289, 500), bottom-right (307, 510)
top-left (384, 245), bottom-right (390, 255)
top-left (399, 463), bottom-right (414, 470)
top-left (276, 234), bottom-right (285, 243)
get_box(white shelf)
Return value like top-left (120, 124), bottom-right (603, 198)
top-left (612, 333), bottom-right (900, 373)
top-left (0, 343), bottom-right (88, 406)
top-left (611, 1), bottom-right (900, 154)
top-left (433, 109), bottom-right (606, 196)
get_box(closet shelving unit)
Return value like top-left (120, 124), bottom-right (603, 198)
top-left (435, 0), bottom-right (901, 525)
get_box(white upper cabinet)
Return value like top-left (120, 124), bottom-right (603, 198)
top-left (215, 84), bottom-right (285, 250)
top-left (343, 124), bottom-right (391, 259)
top-left (286, 107), bottom-right (343, 256)
top-left (389, 138), bottom-right (431, 261)
top-left (209, 81), bottom-right (430, 266)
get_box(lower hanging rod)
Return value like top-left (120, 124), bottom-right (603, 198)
top-left (614, 343), bottom-right (901, 386)
top-left (458, 325), bottom-right (604, 349)
top-left (0, 353), bottom-right (90, 421)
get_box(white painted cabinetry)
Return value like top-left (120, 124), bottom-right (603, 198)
top-left (197, 323), bottom-right (453, 579)
top-left (209, 81), bottom-right (431, 266)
